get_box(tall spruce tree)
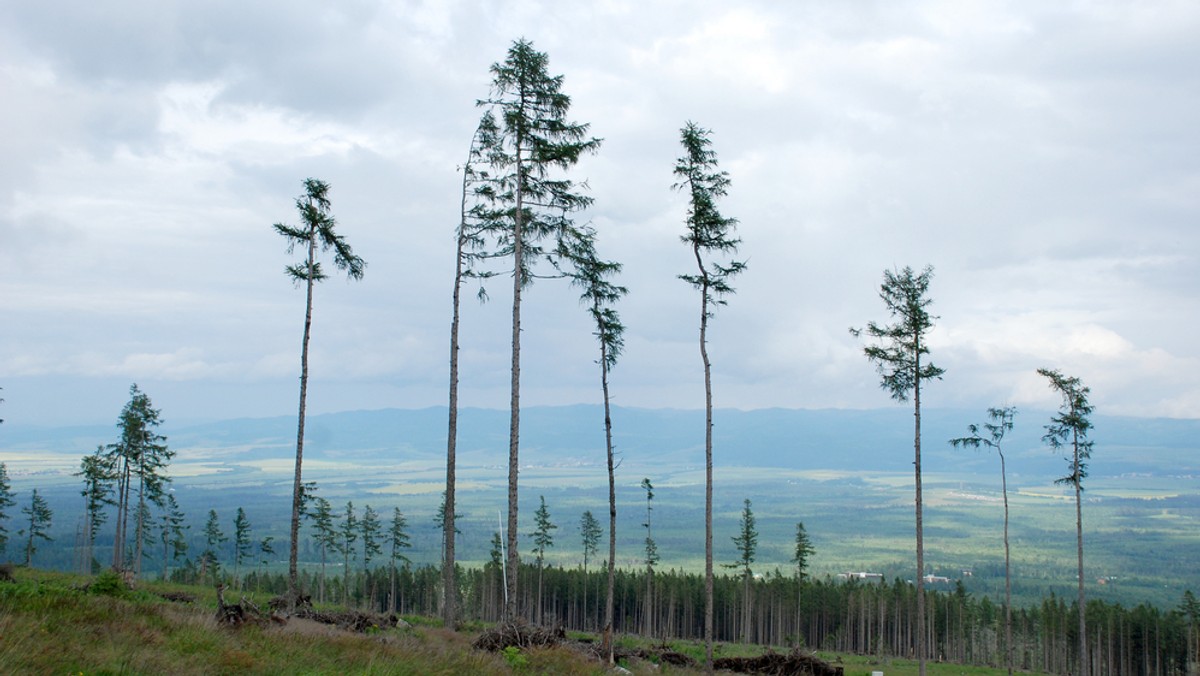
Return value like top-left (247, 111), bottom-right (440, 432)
top-left (257, 537), bottom-right (275, 590)
top-left (201, 509), bottom-right (226, 584)
top-left (641, 477), bottom-right (660, 638)
top-left (529, 495), bottom-right (557, 625)
top-left (558, 219), bottom-right (626, 660)
top-left (105, 384), bottom-right (172, 574)
top-left (337, 501), bottom-right (358, 608)
top-left (360, 504), bottom-right (382, 603)
top-left (726, 498), bottom-right (758, 644)
top-left (850, 265), bottom-right (944, 676)
top-left (1039, 368), bottom-right (1094, 676)
top-left (0, 462), bottom-right (13, 555)
top-left (388, 507), bottom-right (411, 614)
top-left (578, 510), bottom-right (602, 630)
top-left (476, 39), bottom-right (601, 619)
top-left (674, 121), bottom-right (746, 670)
top-left (792, 521), bottom-right (815, 640)
top-left (160, 493), bottom-right (187, 581)
top-left (274, 178), bottom-right (366, 608)
top-left (306, 496), bottom-right (336, 604)
top-left (951, 406), bottom-right (1017, 676)
top-left (77, 447), bottom-right (114, 573)
top-left (233, 507), bottom-right (253, 586)
top-left (443, 110), bottom-right (503, 629)
top-left (22, 488), bottom-right (53, 566)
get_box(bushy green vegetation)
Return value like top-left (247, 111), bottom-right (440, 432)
top-left (0, 569), bottom-right (620, 675)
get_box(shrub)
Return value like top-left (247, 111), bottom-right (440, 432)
top-left (89, 570), bottom-right (127, 597)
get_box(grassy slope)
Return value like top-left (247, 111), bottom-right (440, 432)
top-left (0, 568), bottom-right (1047, 676)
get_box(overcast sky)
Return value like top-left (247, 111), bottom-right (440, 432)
top-left (1, 1), bottom-right (1197, 427)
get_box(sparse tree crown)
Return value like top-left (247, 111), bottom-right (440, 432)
top-left (850, 265), bottom-right (944, 400)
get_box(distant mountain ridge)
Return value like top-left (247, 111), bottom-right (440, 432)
top-left (6, 405), bottom-right (1197, 478)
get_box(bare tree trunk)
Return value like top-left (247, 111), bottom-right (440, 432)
top-left (287, 224), bottom-right (317, 610)
top-left (443, 167), bottom-right (470, 631)
top-left (743, 571), bottom-right (752, 644)
top-left (134, 472), bottom-right (145, 578)
top-left (112, 462), bottom-right (129, 570)
top-left (915, 353), bottom-right (926, 676)
top-left (697, 265), bottom-right (715, 673)
top-left (1074, 428), bottom-right (1088, 676)
top-left (1001, 450), bottom-right (1013, 676)
top-left (505, 144), bottom-right (525, 622)
top-left (602, 344), bottom-right (617, 665)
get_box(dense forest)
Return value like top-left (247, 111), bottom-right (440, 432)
top-left (159, 559), bottom-right (1194, 676)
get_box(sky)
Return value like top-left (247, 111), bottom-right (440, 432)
top-left (1, 1), bottom-right (1198, 427)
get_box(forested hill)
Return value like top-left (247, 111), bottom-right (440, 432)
top-left (5, 405), bottom-right (1196, 478)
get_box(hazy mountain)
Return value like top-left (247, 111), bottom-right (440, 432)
top-left (6, 405), bottom-right (1196, 478)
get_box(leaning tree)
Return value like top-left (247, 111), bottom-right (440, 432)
top-left (558, 220), bottom-right (626, 659)
top-left (951, 406), bottom-right (1017, 676)
top-left (273, 178), bottom-right (365, 609)
top-left (851, 265), bottom-right (943, 676)
top-left (442, 110), bottom-right (503, 629)
top-left (474, 39), bottom-right (600, 620)
top-left (674, 121), bottom-right (746, 671)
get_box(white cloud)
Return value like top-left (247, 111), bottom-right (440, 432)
top-left (1, 1), bottom-right (1198, 424)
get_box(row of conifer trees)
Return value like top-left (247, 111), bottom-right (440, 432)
top-left (220, 560), bottom-right (1198, 676)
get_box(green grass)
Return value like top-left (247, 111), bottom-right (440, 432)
top-left (0, 568), bottom-right (714, 675)
top-left (0, 567), bottom-right (1053, 676)
top-left (814, 652), bottom-right (1053, 676)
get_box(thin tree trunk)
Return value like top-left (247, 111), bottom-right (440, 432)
top-left (602, 342), bottom-right (617, 665)
top-left (915, 352), bottom-right (926, 676)
top-left (505, 141), bottom-right (525, 622)
top-left (390, 556), bottom-right (397, 614)
top-left (1074, 428), bottom-right (1087, 676)
top-left (134, 472), bottom-right (145, 577)
top-left (319, 543), bottom-right (326, 604)
top-left (443, 133), bottom-right (477, 632)
top-left (113, 462), bottom-right (129, 570)
top-left (1001, 450), bottom-right (1013, 676)
top-left (287, 222), bottom-right (317, 609)
top-left (695, 257), bottom-right (715, 673)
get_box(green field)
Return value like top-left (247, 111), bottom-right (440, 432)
top-left (5, 406), bottom-right (1197, 612)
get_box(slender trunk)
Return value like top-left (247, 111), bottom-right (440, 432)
top-left (443, 139), bottom-right (476, 632)
top-left (1001, 450), bottom-right (1013, 676)
top-left (288, 223), bottom-right (317, 609)
top-left (134, 471), bottom-right (145, 577)
top-left (24, 495), bottom-right (35, 566)
top-left (646, 491), bottom-right (654, 639)
top-left (915, 352), bottom-right (926, 676)
top-left (113, 461), bottom-right (129, 570)
top-left (343, 540), bottom-right (351, 608)
top-left (695, 250), bottom-right (715, 673)
top-left (390, 560), bottom-right (397, 614)
top-left (319, 542), bottom-right (326, 604)
top-left (602, 342), bottom-right (617, 665)
top-left (743, 570), bottom-right (752, 644)
top-left (505, 142), bottom-right (525, 622)
top-left (537, 558), bottom-right (544, 625)
top-left (1074, 428), bottom-right (1087, 676)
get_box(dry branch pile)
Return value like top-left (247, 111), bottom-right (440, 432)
top-left (262, 593), bottom-right (399, 633)
top-left (712, 648), bottom-right (843, 676)
top-left (634, 647), bottom-right (696, 667)
top-left (472, 620), bottom-right (566, 652)
top-left (215, 585), bottom-right (275, 627)
top-left (294, 608), bottom-right (399, 633)
top-left (157, 591), bottom-right (196, 603)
